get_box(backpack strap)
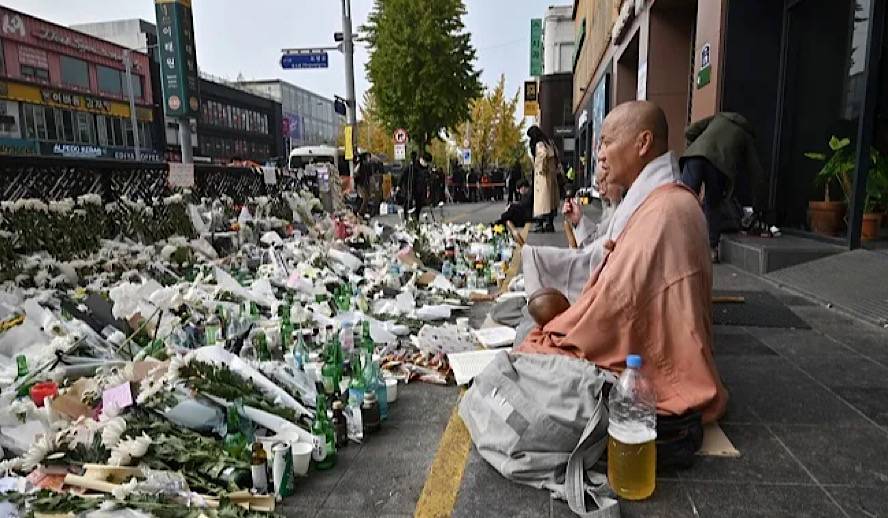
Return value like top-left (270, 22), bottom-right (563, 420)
top-left (561, 389), bottom-right (621, 517)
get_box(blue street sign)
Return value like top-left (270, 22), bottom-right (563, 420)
top-left (281, 52), bottom-right (329, 70)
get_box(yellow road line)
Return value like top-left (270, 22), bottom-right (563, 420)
top-left (415, 403), bottom-right (473, 518)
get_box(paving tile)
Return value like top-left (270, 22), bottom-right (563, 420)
top-left (549, 481), bottom-right (695, 518)
top-left (712, 327), bottom-right (777, 356)
top-left (684, 483), bottom-right (844, 518)
top-left (715, 356), bottom-right (868, 426)
top-left (826, 486), bottom-right (888, 517)
top-left (791, 355), bottom-right (888, 390)
top-left (831, 387), bottom-right (888, 426)
top-left (453, 450), bottom-right (551, 518)
top-left (744, 327), bottom-right (857, 359)
top-left (678, 424), bottom-right (812, 484)
top-left (772, 424), bottom-right (888, 487)
top-left (322, 446), bottom-right (433, 515)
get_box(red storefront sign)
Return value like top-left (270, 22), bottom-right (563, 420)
top-left (0, 7), bottom-right (149, 72)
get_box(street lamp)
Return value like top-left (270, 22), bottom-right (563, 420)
top-left (122, 44), bottom-right (156, 162)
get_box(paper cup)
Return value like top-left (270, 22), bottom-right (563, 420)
top-left (290, 441), bottom-right (313, 477)
top-left (385, 378), bottom-right (398, 403)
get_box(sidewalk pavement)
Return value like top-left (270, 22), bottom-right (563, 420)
top-left (285, 202), bottom-right (888, 517)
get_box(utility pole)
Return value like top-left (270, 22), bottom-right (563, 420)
top-left (122, 49), bottom-right (141, 162)
top-left (342, 0), bottom-right (358, 176)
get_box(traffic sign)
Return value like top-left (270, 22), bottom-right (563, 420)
top-left (462, 139), bottom-right (470, 149)
top-left (281, 51), bottom-right (329, 70)
top-left (394, 143), bottom-right (407, 161)
top-left (393, 128), bottom-right (408, 144)
top-left (462, 148), bottom-right (472, 166)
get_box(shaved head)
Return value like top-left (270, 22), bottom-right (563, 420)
top-left (596, 101), bottom-right (671, 192)
top-left (607, 101), bottom-right (669, 155)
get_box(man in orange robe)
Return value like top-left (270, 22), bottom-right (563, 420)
top-left (518, 101), bottom-right (728, 423)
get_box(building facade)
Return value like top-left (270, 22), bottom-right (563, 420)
top-left (194, 77), bottom-right (283, 164)
top-left (73, 18), bottom-right (284, 164)
top-left (572, 0), bottom-right (886, 248)
top-left (543, 5), bottom-right (576, 76)
top-left (238, 79), bottom-right (342, 151)
top-left (0, 7), bottom-right (159, 160)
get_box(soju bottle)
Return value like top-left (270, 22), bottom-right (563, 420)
top-left (205, 313), bottom-right (222, 347)
top-left (366, 360), bottom-right (388, 421)
top-left (361, 320), bottom-right (374, 355)
top-left (311, 392), bottom-right (337, 470)
top-left (294, 327), bottom-right (309, 370)
top-left (253, 329), bottom-right (270, 361)
top-left (223, 406), bottom-right (248, 460)
top-left (279, 304), bottom-right (293, 351)
top-left (348, 352), bottom-right (366, 404)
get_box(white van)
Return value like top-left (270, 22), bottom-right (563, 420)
top-left (288, 145), bottom-right (352, 192)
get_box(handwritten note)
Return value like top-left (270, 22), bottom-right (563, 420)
top-left (169, 162), bottom-right (195, 187)
top-left (102, 382), bottom-right (133, 413)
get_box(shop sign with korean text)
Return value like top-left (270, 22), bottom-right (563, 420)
top-left (155, 0), bottom-right (199, 118)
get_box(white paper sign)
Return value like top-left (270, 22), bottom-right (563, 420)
top-left (168, 162), bottom-right (194, 187)
top-left (394, 143), bottom-right (406, 161)
top-left (262, 166), bottom-right (277, 185)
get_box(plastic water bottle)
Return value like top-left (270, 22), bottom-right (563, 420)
top-left (607, 354), bottom-right (657, 500)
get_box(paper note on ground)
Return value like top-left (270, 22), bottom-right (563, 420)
top-left (448, 349), bottom-right (510, 386)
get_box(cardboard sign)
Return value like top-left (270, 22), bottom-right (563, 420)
top-left (168, 162), bottom-right (194, 187)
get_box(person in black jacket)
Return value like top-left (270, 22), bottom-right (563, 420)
top-left (398, 151), bottom-right (430, 219)
top-left (496, 179), bottom-right (533, 227)
top-left (467, 169), bottom-right (479, 202)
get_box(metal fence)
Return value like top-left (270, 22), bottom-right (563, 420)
top-left (0, 156), bottom-right (296, 203)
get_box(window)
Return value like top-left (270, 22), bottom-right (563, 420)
top-left (112, 117), bottom-right (124, 147)
top-left (139, 121), bottom-right (152, 149)
top-left (33, 106), bottom-right (47, 140)
top-left (21, 104), bottom-right (35, 139)
top-left (96, 116), bottom-right (108, 146)
top-left (97, 65), bottom-right (123, 95)
top-left (61, 110), bottom-right (75, 142)
top-left (21, 65), bottom-right (50, 82)
top-left (60, 56), bottom-right (89, 89)
top-left (76, 112), bottom-right (94, 144)
top-left (125, 73), bottom-right (142, 99)
top-left (123, 119), bottom-right (134, 147)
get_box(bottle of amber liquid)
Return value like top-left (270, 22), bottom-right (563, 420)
top-left (361, 391), bottom-right (381, 434)
top-left (250, 441), bottom-right (268, 494)
top-left (331, 400), bottom-right (348, 448)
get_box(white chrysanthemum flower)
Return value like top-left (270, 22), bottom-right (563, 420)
top-left (112, 477), bottom-right (139, 500)
top-left (100, 417), bottom-right (127, 449)
top-left (109, 434), bottom-right (152, 466)
top-left (77, 194), bottom-right (102, 206)
top-left (21, 433), bottom-right (55, 470)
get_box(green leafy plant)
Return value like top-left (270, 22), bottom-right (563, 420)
top-left (805, 136), bottom-right (855, 202)
top-left (866, 149), bottom-right (888, 213)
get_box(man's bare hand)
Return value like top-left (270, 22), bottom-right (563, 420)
top-left (562, 198), bottom-right (582, 226)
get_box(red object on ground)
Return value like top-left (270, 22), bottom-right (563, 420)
top-left (30, 381), bottom-right (58, 407)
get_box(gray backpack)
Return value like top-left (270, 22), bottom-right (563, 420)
top-left (459, 351), bottom-right (620, 517)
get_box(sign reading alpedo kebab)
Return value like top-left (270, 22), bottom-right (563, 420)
top-left (155, 0), bottom-right (200, 118)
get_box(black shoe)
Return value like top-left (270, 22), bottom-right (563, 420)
top-left (544, 224), bottom-right (556, 233)
top-left (533, 224), bottom-right (546, 233)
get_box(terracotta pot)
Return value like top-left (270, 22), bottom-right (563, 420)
top-left (528, 288), bottom-right (570, 327)
top-left (861, 213), bottom-right (883, 241)
top-left (808, 201), bottom-right (847, 236)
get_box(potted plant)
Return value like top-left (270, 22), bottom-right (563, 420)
top-left (862, 149), bottom-right (888, 240)
top-left (805, 136), bottom-right (856, 235)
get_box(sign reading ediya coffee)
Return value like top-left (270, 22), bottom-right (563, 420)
top-left (155, 0), bottom-right (200, 118)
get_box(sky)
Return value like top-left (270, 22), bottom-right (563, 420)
top-left (3, 0), bottom-right (547, 113)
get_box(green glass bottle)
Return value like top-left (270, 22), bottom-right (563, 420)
top-left (348, 352), bottom-right (366, 404)
top-left (223, 406), bottom-right (248, 461)
top-left (311, 392), bottom-right (337, 470)
top-left (253, 329), bottom-right (270, 361)
top-left (361, 320), bottom-right (374, 355)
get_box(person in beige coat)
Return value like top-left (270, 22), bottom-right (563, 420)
top-left (527, 125), bottom-right (560, 232)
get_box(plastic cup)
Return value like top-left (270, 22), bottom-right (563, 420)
top-left (385, 378), bottom-right (398, 403)
top-left (290, 441), bottom-right (313, 477)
